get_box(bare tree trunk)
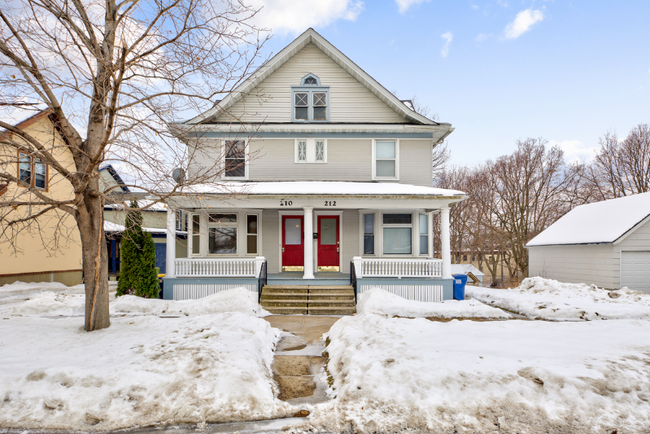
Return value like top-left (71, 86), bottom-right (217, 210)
top-left (77, 177), bottom-right (110, 331)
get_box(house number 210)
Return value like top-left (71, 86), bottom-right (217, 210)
top-left (280, 200), bottom-right (293, 206)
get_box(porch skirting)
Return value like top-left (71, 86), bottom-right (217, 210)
top-left (356, 278), bottom-right (453, 302)
top-left (163, 277), bottom-right (258, 301)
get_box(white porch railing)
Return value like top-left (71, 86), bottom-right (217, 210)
top-left (353, 257), bottom-right (442, 278)
top-left (175, 257), bottom-right (265, 278)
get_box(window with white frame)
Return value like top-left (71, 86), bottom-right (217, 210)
top-left (246, 214), bottom-right (258, 255)
top-left (191, 215), bottom-right (201, 255)
top-left (223, 140), bottom-right (246, 178)
top-left (208, 213), bottom-right (237, 254)
top-left (419, 214), bottom-right (428, 255)
top-left (382, 213), bottom-right (412, 255)
top-left (373, 140), bottom-right (399, 179)
top-left (295, 139), bottom-right (326, 163)
top-left (292, 74), bottom-right (329, 122)
top-left (176, 210), bottom-right (188, 232)
top-left (363, 214), bottom-right (375, 255)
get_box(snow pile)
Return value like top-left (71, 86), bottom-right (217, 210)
top-left (11, 287), bottom-right (267, 317)
top-left (112, 287), bottom-right (267, 316)
top-left (0, 313), bottom-right (293, 430)
top-left (357, 288), bottom-right (510, 319)
top-left (306, 314), bottom-right (650, 433)
top-left (467, 277), bottom-right (650, 321)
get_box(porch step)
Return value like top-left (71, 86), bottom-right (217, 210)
top-left (260, 285), bottom-right (356, 315)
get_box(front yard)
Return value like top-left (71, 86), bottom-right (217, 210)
top-left (1, 278), bottom-right (649, 433)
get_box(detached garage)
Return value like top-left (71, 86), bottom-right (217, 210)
top-left (527, 192), bottom-right (650, 293)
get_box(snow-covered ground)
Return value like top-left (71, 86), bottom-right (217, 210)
top-left (358, 287), bottom-right (511, 319)
top-left (0, 285), bottom-right (291, 430)
top-left (467, 277), bottom-right (650, 321)
top-left (308, 314), bottom-right (650, 434)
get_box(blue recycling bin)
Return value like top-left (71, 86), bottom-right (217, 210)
top-left (452, 274), bottom-right (468, 300)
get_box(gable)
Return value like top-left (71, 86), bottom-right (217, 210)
top-left (211, 43), bottom-right (407, 124)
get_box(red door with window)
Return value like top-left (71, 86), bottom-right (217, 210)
top-left (282, 216), bottom-right (304, 271)
top-left (318, 216), bottom-right (339, 271)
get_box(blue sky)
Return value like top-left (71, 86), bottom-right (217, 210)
top-left (251, 0), bottom-right (650, 166)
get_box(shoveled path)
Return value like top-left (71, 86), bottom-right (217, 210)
top-left (263, 315), bottom-right (341, 404)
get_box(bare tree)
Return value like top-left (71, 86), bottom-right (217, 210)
top-left (0, 0), bottom-right (267, 330)
top-left (483, 138), bottom-right (574, 279)
top-left (584, 124), bottom-right (650, 200)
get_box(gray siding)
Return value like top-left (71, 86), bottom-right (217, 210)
top-left (250, 139), bottom-right (371, 181)
top-left (340, 211), bottom-right (359, 274)
top-left (214, 43), bottom-right (406, 124)
top-left (399, 140), bottom-right (433, 187)
top-left (528, 244), bottom-right (617, 289)
top-left (261, 210), bottom-right (280, 273)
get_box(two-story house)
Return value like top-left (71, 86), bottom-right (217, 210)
top-left (0, 109), bottom-right (83, 286)
top-left (160, 28), bottom-right (465, 307)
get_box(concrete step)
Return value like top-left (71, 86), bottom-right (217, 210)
top-left (261, 292), bottom-right (354, 300)
top-left (264, 306), bottom-right (356, 315)
top-left (263, 299), bottom-right (354, 306)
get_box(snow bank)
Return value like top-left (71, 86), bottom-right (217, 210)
top-left (0, 313), bottom-right (293, 430)
top-left (11, 287), bottom-right (267, 317)
top-left (306, 314), bottom-right (650, 433)
top-left (358, 288), bottom-right (510, 319)
top-left (467, 277), bottom-right (650, 321)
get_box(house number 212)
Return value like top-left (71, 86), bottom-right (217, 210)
top-left (324, 201), bottom-right (337, 206)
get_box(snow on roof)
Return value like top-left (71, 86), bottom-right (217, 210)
top-left (527, 192), bottom-right (650, 247)
top-left (451, 264), bottom-right (485, 277)
top-left (104, 220), bottom-right (167, 234)
top-left (180, 181), bottom-right (465, 197)
top-left (104, 200), bottom-right (167, 211)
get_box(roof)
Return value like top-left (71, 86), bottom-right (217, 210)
top-left (177, 181), bottom-right (465, 198)
top-left (527, 192), bottom-right (650, 247)
top-left (99, 164), bottom-right (130, 193)
top-left (183, 28), bottom-right (446, 128)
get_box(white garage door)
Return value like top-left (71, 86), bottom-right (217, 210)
top-left (621, 251), bottom-right (650, 294)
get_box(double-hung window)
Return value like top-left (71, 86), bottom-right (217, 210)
top-left (191, 215), bottom-right (201, 255)
top-left (292, 73), bottom-right (329, 122)
top-left (363, 214), bottom-right (375, 255)
top-left (18, 152), bottom-right (47, 190)
top-left (208, 213), bottom-right (237, 255)
top-left (373, 140), bottom-right (399, 180)
top-left (223, 140), bottom-right (246, 179)
top-left (419, 214), bottom-right (429, 255)
top-left (246, 214), bottom-right (259, 255)
top-left (382, 213), bottom-right (412, 255)
top-left (295, 139), bottom-right (326, 163)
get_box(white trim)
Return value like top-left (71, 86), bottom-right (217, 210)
top-left (221, 139), bottom-right (249, 181)
top-left (372, 139), bottom-right (400, 180)
top-left (614, 214), bottom-right (650, 245)
top-left (314, 210), bottom-right (344, 272)
top-left (278, 210), bottom-right (304, 273)
top-left (294, 138), bottom-right (328, 164)
top-left (185, 28), bottom-right (441, 126)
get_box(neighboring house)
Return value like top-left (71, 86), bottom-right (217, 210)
top-left (100, 165), bottom-right (187, 277)
top-left (162, 28), bottom-right (465, 302)
top-left (451, 264), bottom-right (485, 286)
top-left (527, 192), bottom-right (650, 293)
top-left (0, 110), bottom-right (83, 286)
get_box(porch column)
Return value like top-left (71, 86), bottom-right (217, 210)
top-left (166, 208), bottom-right (176, 278)
top-left (427, 211), bottom-right (434, 259)
top-left (303, 206), bottom-right (314, 279)
top-left (440, 206), bottom-right (452, 279)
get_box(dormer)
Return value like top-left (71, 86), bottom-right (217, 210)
top-left (291, 73), bottom-right (329, 122)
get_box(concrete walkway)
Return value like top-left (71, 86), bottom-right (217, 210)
top-left (263, 315), bottom-right (341, 404)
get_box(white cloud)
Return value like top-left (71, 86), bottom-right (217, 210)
top-left (550, 140), bottom-right (598, 164)
top-left (248, 0), bottom-right (364, 34)
top-left (440, 32), bottom-right (453, 58)
top-left (395, 0), bottom-right (431, 14)
top-left (476, 33), bottom-right (490, 42)
top-left (497, 0), bottom-right (508, 7)
top-left (503, 9), bottom-right (544, 39)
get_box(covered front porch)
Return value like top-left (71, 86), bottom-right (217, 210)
top-left (160, 182), bottom-right (465, 303)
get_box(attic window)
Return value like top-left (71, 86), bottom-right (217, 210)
top-left (300, 74), bottom-right (321, 86)
top-left (292, 74), bottom-right (329, 122)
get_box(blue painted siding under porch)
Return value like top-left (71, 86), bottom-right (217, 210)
top-left (163, 276), bottom-right (453, 302)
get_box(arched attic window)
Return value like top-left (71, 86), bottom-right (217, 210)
top-left (292, 73), bottom-right (329, 122)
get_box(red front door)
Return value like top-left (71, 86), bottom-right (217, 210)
top-left (282, 216), bottom-right (304, 271)
top-left (318, 216), bottom-right (339, 271)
